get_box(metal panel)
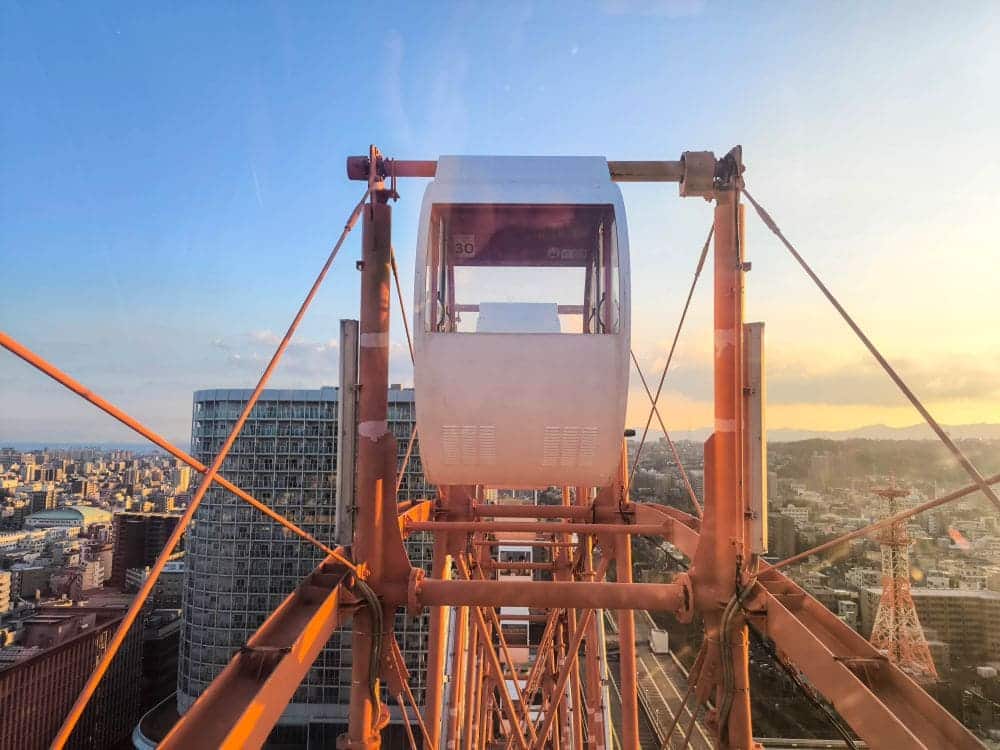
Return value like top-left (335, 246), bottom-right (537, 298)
top-left (335, 319), bottom-right (359, 547)
top-left (744, 321), bottom-right (767, 553)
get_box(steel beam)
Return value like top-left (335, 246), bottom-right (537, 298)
top-left (406, 521), bottom-right (668, 535)
top-left (160, 561), bottom-right (349, 749)
top-left (346, 156), bottom-right (687, 183)
top-left (416, 579), bottom-right (685, 611)
top-left (751, 571), bottom-right (983, 749)
top-left (472, 504), bottom-right (594, 519)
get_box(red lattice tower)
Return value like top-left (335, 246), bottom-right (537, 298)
top-left (869, 485), bottom-right (938, 683)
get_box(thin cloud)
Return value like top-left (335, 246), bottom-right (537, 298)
top-left (630, 349), bottom-right (1000, 408)
top-left (600, 0), bottom-right (706, 18)
top-left (211, 332), bottom-right (339, 381)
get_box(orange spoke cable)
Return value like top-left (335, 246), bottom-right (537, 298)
top-left (529, 608), bottom-right (596, 750)
top-left (49, 188), bottom-right (369, 749)
top-left (390, 247), bottom-right (415, 363)
top-left (470, 563), bottom-right (534, 725)
top-left (399, 660), bottom-right (436, 750)
top-left (396, 423), bottom-right (418, 496)
top-left (630, 350), bottom-right (703, 518)
top-left (505, 607), bottom-right (564, 750)
top-left (630, 225), bottom-right (713, 486)
top-left (743, 187), bottom-right (1000, 514)
top-left (679, 702), bottom-right (703, 750)
top-left (457, 557), bottom-right (534, 749)
top-left (0, 332), bottom-right (355, 572)
top-left (659, 679), bottom-right (695, 750)
top-left (396, 692), bottom-right (420, 750)
top-left (390, 246), bottom-right (420, 496)
top-left (771, 470), bottom-right (1000, 572)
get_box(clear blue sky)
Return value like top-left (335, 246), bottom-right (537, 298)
top-left (2, 2), bottom-right (998, 446)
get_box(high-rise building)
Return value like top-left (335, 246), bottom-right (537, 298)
top-left (170, 465), bottom-right (191, 494)
top-left (0, 607), bottom-right (143, 750)
top-left (29, 484), bottom-right (55, 514)
top-left (0, 570), bottom-right (11, 614)
top-left (768, 512), bottom-right (798, 560)
top-left (177, 386), bottom-right (431, 742)
top-left (110, 512), bottom-right (181, 589)
top-left (141, 609), bottom-right (182, 712)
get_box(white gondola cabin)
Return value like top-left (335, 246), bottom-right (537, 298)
top-left (414, 156), bottom-right (630, 487)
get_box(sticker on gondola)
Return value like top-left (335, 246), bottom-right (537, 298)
top-left (453, 234), bottom-right (476, 257)
top-left (547, 247), bottom-right (587, 262)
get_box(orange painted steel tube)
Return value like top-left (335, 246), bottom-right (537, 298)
top-left (49, 190), bottom-right (369, 750)
top-left (423, 541), bottom-right (451, 748)
top-left (481, 561), bottom-right (557, 572)
top-left (473, 504), bottom-right (593, 519)
top-left (474, 540), bottom-right (578, 548)
top-left (615, 535), bottom-right (640, 750)
top-left (346, 156), bottom-right (685, 183)
top-left (406, 521), bottom-right (667, 535)
top-left (417, 579), bottom-right (685, 611)
top-left (445, 604), bottom-right (469, 749)
top-left (704, 187), bottom-right (753, 748)
top-left (348, 189), bottom-right (392, 749)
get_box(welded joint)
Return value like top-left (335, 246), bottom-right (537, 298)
top-left (674, 571), bottom-right (695, 623)
top-left (408, 566), bottom-right (425, 617)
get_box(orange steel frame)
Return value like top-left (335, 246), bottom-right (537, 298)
top-left (1, 144), bottom-right (994, 749)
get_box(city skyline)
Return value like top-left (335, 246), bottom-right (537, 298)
top-left (3, 3), bottom-right (999, 446)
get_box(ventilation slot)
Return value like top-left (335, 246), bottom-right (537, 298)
top-left (560, 427), bottom-right (580, 467)
top-left (442, 426), bottom-right (460, 465)
top-left (442, 424), bottom-right (496, 465)
top-left (461, 425), bottom-right (478, 465)
top-left (542, 427), bottom-right (561, 466)
top-left (578, 427), bottom-right (598, 467)
top-left (478, 426), bottom-right (496, 465)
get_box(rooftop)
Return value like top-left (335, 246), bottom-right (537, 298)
top-left (193, 385), bottom-right (414, 403)
top-left (25, 505), bottom-right (111, 526)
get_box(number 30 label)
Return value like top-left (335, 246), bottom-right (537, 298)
top-left (453, 234), bottom-right (476, 257)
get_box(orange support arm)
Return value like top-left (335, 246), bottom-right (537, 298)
top-left (160, 560), bottom-right (350, 749)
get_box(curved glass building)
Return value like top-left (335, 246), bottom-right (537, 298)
top-left (179, 386), bottom-right (431, 743)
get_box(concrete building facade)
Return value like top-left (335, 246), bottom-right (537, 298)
top-left (0, 607), bottom-right (142, 750)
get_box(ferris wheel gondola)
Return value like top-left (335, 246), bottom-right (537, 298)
top-left (413, 156), bottom-right (631, 488)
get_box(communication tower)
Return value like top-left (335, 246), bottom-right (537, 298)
top-left (869, 484), bottom-right (938, 684)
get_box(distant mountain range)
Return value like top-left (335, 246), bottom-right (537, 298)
top-left (6, 424), bottom-right (1000, 451)
top-left (632, 423), bottom-right (1000, 443)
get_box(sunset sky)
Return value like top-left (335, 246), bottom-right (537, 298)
top-left (2, 2), bottom-right (998, 447)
